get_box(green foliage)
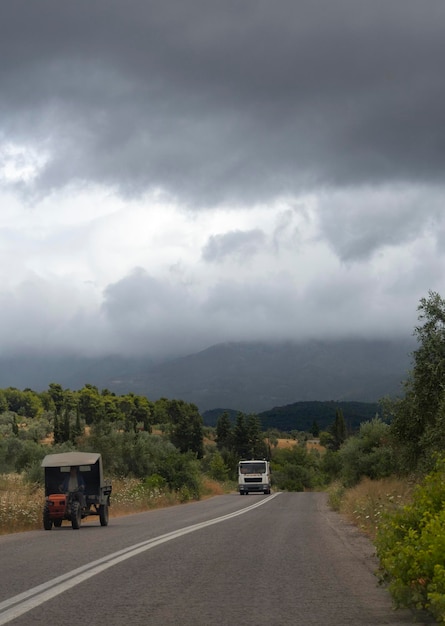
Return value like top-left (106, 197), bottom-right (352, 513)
top-left (256, 400), bottom-right (380, 433)
top-left (326, 480), bottom-right (345, 511)
top-left (78, 385), bottom-right (103, 425)
top-left (2, 388), bottom-right (43, 418)
top-left (167, 399), bottom-right (204, 458)
top-left (159, 451), bottom-right (203, 500)
top-left (328, 408), bottom-right (347, 451)
top-left (0, 411), bottom-right (19, 438)
top-left (0, 436), bottom-right (47, 475)
top-left (311, 420), bottom-right (320, 437)
top-left (231, 412), bottom-right (267, 460)
top-left (207, 450), bottom-right (230, 481)
top-left (129, 474), bottom-right (168, 502)
top-left (48, 383), bottom-right (64, 417)
top-left (375, 457), bottom-right (445, 621)
top-left (215, 412), bottom-right (233, 450)
top-left (19, 415), bottom-right (52, 443)
top-left (390, 291), bottom-right (445, 473)
top-left (271, 444), bottom-right (323, 491)
top-left (0, 390), bottom-right (8, 413)
top-left (320, 449), bottom-right (342, 480)
top-left (338, 418), bottom-right (395, 486)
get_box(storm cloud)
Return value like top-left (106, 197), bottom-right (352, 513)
top-left (0, 0), bottom-right (444, 359)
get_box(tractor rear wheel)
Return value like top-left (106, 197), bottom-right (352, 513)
top-left (43, 505), bottom-right (53, 531)
top-left (99, 503), bottom-right (109, 526)
top-left (71, 501), bottom-right (81, 530)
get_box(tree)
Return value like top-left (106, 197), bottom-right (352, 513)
top-left (132, 395), bottom-right (153, 432)
top-left (118, 395), bottom-right (136, 432)
top-left (311, 420), bottom-right (320, 437)
top-left (246, 413), bottom-right (268, 458)
top-left (329, 408), bottom-right (347, 451)
top-left (272, 445), bottom-right (322, 491)
top-left (339, 418), bottom-right (394, 486)
top-left (391, 291), bottom-right (445, 471)
top-left (232, 413), bottom-right (250, 459)
top-left (60, 390), bottom-right (77, 443)
top-left (48, 383), bottom-right (64, 418)
top-left (208, 451), bottom-right (230, 481)
top-left (78, 385), bottom-right (103, 426)
top-left (0, 390), bottom-right (8, 413)
top-left (167, 400), bottom-right (204, 458)
top-left (71, 406), bottom-right (84, 442)
top-left (215, 412), bottom-right (232, 451)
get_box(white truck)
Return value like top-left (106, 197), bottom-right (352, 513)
top-left (238, 459), bottom-right (271, 495)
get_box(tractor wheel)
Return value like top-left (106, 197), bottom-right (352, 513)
top-left (43, 505), bottom-right (53, 531)
top-left (54, 519), bottom-right (63, 527)
top-left (99, 503), bottom-right (109, 527)
top-left (71, 501), bottom-right (81, 530)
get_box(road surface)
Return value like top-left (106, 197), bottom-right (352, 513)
top-left (0, 492), bottom-right (434, 625)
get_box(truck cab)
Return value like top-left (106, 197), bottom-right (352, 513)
top-left (238, 459), bottom-right (271, 495)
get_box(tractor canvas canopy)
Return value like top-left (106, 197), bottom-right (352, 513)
top-left (41, 452), bottom-right (106, 497)
top-left (41, 452), bottom-right (101, 468)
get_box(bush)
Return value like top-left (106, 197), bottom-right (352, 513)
top-left (375, 457), bottom-right (445, 622)
top-left (159, 451), bottom-right (203, 499)
top-left (207, 451), bottom-right (230, 482)
top-left (338, 418), bottom-right (394, 487)
top-left (271, 444), bottom-right (324, 491)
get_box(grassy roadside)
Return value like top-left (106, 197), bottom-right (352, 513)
top-left (0, 474), bottom-right (234, 535)
top-left (327, 476), bottom-right (415, 540)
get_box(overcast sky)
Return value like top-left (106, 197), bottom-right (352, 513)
top-left (0, 0), bottom-right (444, 359)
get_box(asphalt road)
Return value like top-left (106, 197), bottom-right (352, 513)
top-left (0, 492), bottom-right (434, 625)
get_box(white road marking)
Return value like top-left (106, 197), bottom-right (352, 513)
top-left (0, 493), bottom-right (278, 624)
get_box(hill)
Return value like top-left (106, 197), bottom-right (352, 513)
top-left (259, 400), bottom-right (380, 432)
top-left (0, 338), bottom-right (414, 413)
top-left (202, 401), bottom-right (380, 433)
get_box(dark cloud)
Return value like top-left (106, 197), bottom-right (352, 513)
top-left (1, 0), bottom-right (444, 203)
top-left (318, 187), bottom-right (441, 262)
top-left (1, 0), bottom-right (444, 362)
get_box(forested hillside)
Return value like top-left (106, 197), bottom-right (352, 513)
top-left (259, 400), bottom-right (380, 432)
top-left (203, 401), bottom-right (379, 433)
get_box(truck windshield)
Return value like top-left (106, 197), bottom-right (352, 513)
top-left (240, 462), bottom-right (266, 474)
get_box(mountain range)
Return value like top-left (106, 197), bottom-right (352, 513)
top-left (0, 338), bottom-right (414, 413)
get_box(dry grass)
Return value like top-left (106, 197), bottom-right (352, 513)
top-left (276, 438), bottom-right (325, 452)
top-left (0, 474), bottom-right (42, 535)
top-left (329, 476), bottom-right (415, 539)
top-left (0, 473), bottom-right (227, 535)
top-left (276, 438), bottom-right (297, 449)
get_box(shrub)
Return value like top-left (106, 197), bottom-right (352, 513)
top-left (375, 457), bottom-right (445, 622)
top-left (207, 451), bottom-right (230, 482)
top-left (338, 418), bottom-right (394, 487)
top-left (271, 444), bottom-right (324, 491)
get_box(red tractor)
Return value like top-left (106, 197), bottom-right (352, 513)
top-left (41, 452), bottom-right (112, 530)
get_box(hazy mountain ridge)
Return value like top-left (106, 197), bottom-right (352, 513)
top-left (0, 338), bottom-right (414, 413)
